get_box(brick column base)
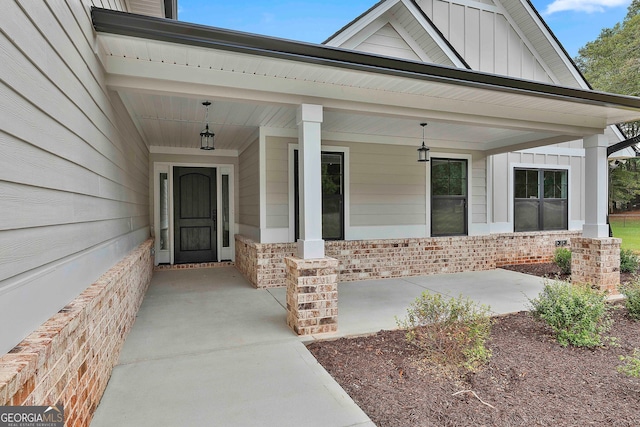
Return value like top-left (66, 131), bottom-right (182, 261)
top-left (285, 256), bottom-right (338, 335)
top-left (571, 237), bottom-right (621, 293)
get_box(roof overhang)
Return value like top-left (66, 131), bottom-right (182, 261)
top-left (92, 8), bottom-right (640, 155)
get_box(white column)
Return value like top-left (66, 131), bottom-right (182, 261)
top-left (296, 104), bottom-right (325, 259)
top-left (583, 134), bottom-right (609, 238)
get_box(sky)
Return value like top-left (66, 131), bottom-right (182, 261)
top-left (177, 0), bottom-right (632, 58)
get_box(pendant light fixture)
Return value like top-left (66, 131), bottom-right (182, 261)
top-left (417, 122), bottom-right (430, 162)
top-left (200, 101), bottom-right (215, 150)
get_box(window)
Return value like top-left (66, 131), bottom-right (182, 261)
top-left (514, 168), bottom-right (568, 232)
top-left (431, 158), bottom-right (468, 236)
top-left (294, 151), bottom-right (345, 240)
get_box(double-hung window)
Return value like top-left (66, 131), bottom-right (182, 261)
top-left (514, 168), bottom-right (568, 232)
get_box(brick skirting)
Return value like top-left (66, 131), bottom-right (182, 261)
top-left (0, 239), bottom-right (154, 426)
top-left (235, 231), bottom-right (580, 288)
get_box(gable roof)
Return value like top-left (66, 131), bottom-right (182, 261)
top-left (324, 0), bottom-right (470, 69)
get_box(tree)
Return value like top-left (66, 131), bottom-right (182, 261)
top-left (576, 1), bottom-right (640, 212)
top-left (609, 159), bottom-right (640, 212)
top-left (575, 0), bottom-right (640, 138)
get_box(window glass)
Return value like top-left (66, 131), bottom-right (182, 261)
top-left (294, 151), bottom-right (344, 240)
top-left (222, 175), bottom-right (230, 248)
top-left (514, 169), bottom-right (567, 232)
top-left (431, 158), bottom-right (468, 236)
top-left (159, 173), bottom-right (169, 250)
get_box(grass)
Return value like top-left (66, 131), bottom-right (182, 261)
top-left (610, 216), bottom-right (640, 252)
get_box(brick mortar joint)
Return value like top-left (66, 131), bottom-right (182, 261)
top-left (0, 238), bottom-right (154, 406)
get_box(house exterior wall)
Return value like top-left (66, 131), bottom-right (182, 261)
top-left (0, 0), bottom-right (150, 354)
top-left (0, 239), bottom-right (153, 425)
top-left (266, 137), bottom-right (289, 229)
top-left (238, 139), bottom-right (260, 238)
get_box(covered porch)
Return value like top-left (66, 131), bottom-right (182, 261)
top-left (92, 8), bottom-right (640, 335)
top-left (91, 266), bottom-right (547, 426)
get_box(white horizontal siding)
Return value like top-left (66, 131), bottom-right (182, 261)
top-left (0, 0), bottom-right (149, 353)
top-left (347, 143), bottom-right (426, 227)
top-left (355, 23), bottom-right (422, 61)
top-left (265, 137), bottom-right (290, 228)
top-left (239, 140), bottom-right (260, 228)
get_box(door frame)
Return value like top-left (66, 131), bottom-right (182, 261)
top-left (425, 152), bottom-right (472, 237)
top-left (153, 162), bottom-right (235, 265)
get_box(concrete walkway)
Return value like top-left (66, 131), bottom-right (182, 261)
top-left (91, 267), bottom-right (546, 427)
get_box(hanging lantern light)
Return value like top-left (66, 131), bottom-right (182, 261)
top-left (417, 122), bottom-right (430, 162)
top-left (200, 101), bottom-right (215, 150)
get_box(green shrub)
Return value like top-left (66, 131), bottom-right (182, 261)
top-left (618, 349), bottom-right (640, 378)
top-left (396, 291), bottom-right (492, 371)
top-left (528, 281), bottom-right (612, 347)
top-left (553, 247), bottom-right (572, 275)
top-left (620, 279), bottom-right (640, 320)
top-left (620, 248), bottom-right (639, 273)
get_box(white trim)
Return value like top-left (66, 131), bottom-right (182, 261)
top-left (288, 143), bottom-right (351, 243)
top-left (388, 17), bottom-right (432, 63)
top-left (429, 152), bottom-right (473, 237)
top-left (469, 223), bottom-right (490, 236)
top-left (492, 1), bottom-right (562, 85)
top-left (219, 166), bottom-right (235, 261)
top-left (258, 128), bottom-right (268, 242)
top-left (400, 0), bottom-right (467, 68)
top-left (446, 0), bottom-right (499, 13)
top-left (349, 225), bottom-right (427, 240)
top-left (153, 163), bottom-right (171, 265)
top-left (490, 222), bottom-right (512, 234)
top-left (261, 228), bottom-right (290, 244)
top-left (153, 161), bottom-right (236, 264)
top-left (324, 0), bottom-right (401, 46)
top-left (517, 0), bottom-right (589, 89)
top-left (338, 17), bottom-right (389, 51)
top-left (517, 146), bottom-right (585, 156)
top-left (508, 162), bottom-right (571, 232)
top-left (150, 146), bottom-right (238, 157)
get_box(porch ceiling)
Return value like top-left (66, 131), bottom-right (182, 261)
top-left (93, 8), bottom-right (640, 155)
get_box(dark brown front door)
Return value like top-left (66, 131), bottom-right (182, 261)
top-left (173, 167), bottom-right (217, 264)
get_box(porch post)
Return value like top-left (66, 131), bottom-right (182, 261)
top-left (296, 104), bottom-right (325, 259)
top-left (582, 134), bottom-right (609, 238)
top-left (285, 104), bottom-right (338, 336)
top-left (571, 134), bottom-right (620, 292)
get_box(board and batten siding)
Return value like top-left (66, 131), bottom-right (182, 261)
top-left (0, 0), bottom-right (150, 354)
top-left (414, 0), bottom-right (553, 82)
top-left (238, 139), bottom-right (260, 231)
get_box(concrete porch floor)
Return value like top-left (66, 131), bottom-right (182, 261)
top-left (91, 267), bottom-right (547, 427)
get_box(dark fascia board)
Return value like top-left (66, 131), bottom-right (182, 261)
top-left (91, 7), bottom-right (640, 112)
top-left (608, 134), bottom-right (640, 156)
top-left (524, 0), bottom-right (593, 90)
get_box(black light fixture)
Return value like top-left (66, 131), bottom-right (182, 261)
top-left (200, 101), bottom-right (215, 150)
top-left (417, 122), bottom-right (430, 162)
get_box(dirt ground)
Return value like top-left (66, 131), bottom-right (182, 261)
top-left (307, 265), bottom-right (640, 427)
top-left (500, 262), bottom-right (639, 285)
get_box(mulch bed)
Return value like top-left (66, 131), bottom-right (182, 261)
top-left (500, 262), bottom-right (639, 285)
top-left (307, 264), bottom-right (640, 426)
